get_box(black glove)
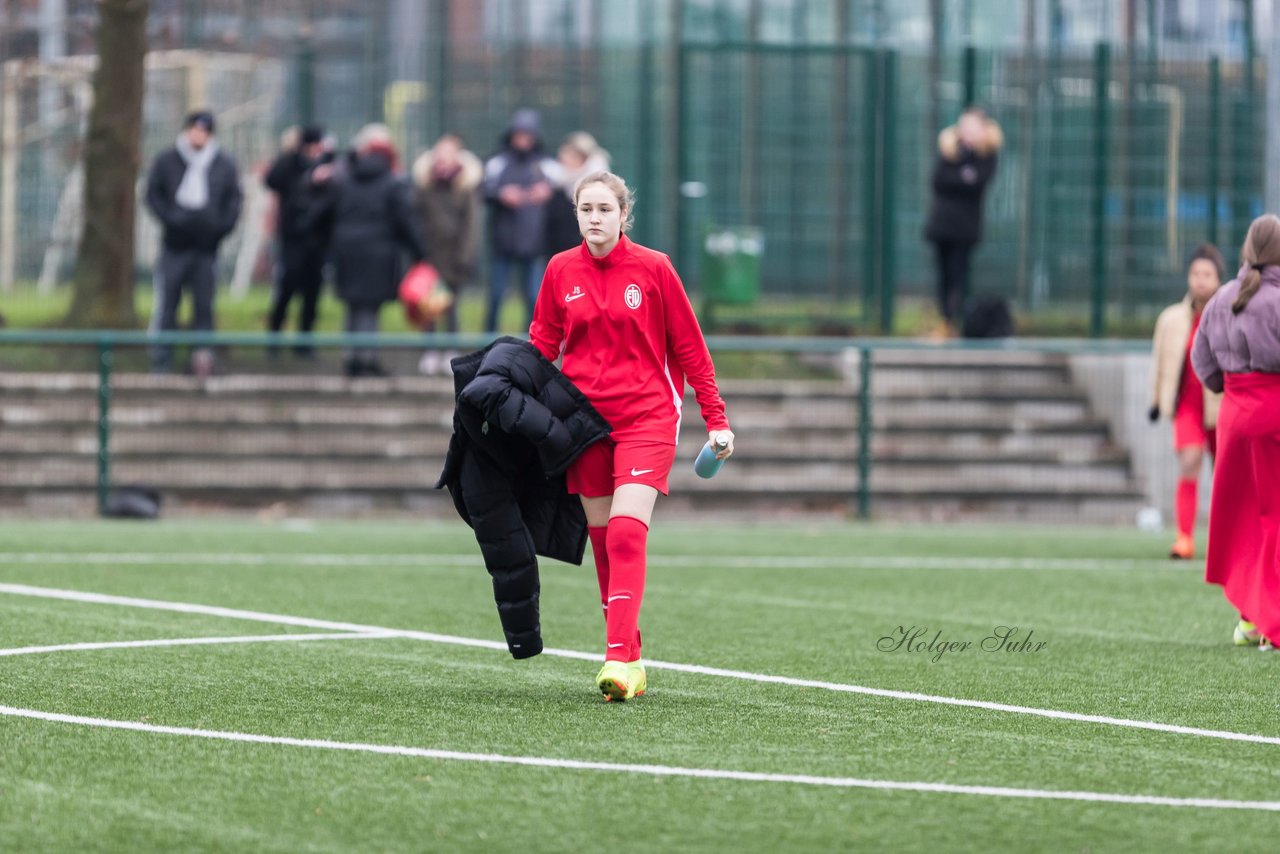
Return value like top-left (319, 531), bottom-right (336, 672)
top-left (1147, 405), bottom-right (1159, 423)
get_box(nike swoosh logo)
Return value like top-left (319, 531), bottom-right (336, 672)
top-left (607, 643), bottom-right (625, 648)
top-left (630, 468), bottom-right (654, 476)
top-left (565, 293), bottom-right (586, 302)
top-left (607, 594), bottom-right (631, 602)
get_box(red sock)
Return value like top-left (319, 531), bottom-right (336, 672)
top-left (590, 524), bottom-right (643, 658)
top-left (604, 516), bottom-right (648, 662)
top-left (587, 526), bottom-right (610, 622)
top-left (1176, 477), bottom-right (1197, 537)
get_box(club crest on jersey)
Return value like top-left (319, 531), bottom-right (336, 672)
top-left (624, 284), bottom-right (642, 309)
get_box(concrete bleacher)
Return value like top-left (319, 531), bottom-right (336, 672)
top-left (0, 349), bottom-right (1144, 521)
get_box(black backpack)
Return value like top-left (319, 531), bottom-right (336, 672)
top-left (961, 296), bottom-right (1014, 339)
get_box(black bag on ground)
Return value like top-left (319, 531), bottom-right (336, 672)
top-left (102, 485), bottom-right (162, 520)
top-left (961, 296), bottom-right (1014, 339)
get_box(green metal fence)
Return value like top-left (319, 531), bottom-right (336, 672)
top-left (0, 0), bottom-right (1266, 335)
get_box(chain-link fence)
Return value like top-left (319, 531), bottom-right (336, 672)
top-left (0, 0), bottom-right (1268, 335)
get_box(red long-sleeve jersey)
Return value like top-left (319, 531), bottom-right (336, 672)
top-left (529, 235), bottom-right (729, 444)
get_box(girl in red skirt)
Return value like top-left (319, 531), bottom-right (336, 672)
top-left (1191, 214), bottom-right (1280, 648)
top-left (1148, 245), bottom-right (1224, 559)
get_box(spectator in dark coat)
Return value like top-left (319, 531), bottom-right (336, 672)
top-left (264, 124), bottom-right (329, 358)
top-left (482, 109), bottom-right (557, 332)
top-left (145, 110), bottom-right (243, 376)
top-left (924, 106), bottom-right (1002, 335)
top-left (544, 131), bottom-right (611, 256)
top-left (308, 124), bottom-right (429, 377)
top-left (411, 133), bottom-right (482, 374)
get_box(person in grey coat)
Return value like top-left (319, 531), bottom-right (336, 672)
top-left (145, 110), bottom-right (243, 375)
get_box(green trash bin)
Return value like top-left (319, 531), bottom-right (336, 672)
top-left (701, 226), bottom-right (763, 305)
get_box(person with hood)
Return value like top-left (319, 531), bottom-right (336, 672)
top-left (264, 124), bottom-right (329, 359)
top-left (308, 124), bottom-right (429, 377)
top-left (482, 108), bottom-right (557, 332)
top-left (411, 133), bottom-right (482, 374)
top-left (145, 110), bottom-right (243, 376)
top-left (544, 131), bottom-right (611, 256)
top-left (1148, 244), bottom-right (1224, 561)
top-left (923, 106), bottom-right (1002, 336)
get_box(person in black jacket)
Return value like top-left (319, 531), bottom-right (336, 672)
top-left (308, 124), bottom-right (429, 377)
top-left (437, 337), bottom-right (611, 659)
top-left (544, 131), bottom-right (610, 256)
top-left (145, 110), bottom-right (243, 375)
top-left (481, 109), bottom-right (558, 332)
top-left (264, 125), bottom-right (328, 359)
top-left (923, 106), bottom-right (1002, 336)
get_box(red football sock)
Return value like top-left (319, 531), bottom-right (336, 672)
top-left (1176, 477), bottom-right (1198, 537)
top-left (604, 515), bottom-right (648, 662)
top-left (587, 526), bottom-right (610, 621)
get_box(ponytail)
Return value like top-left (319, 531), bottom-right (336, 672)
top-left (1234, 215), bottom-right (1280, 314)
top-left (1233, 267), bottom-right (1262, 314)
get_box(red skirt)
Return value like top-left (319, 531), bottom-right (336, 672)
top-left (1204, 372), bottom-right (1280, 641)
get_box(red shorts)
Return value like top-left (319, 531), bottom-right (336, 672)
top-left (1173, 403), bottom-right (1216, 455)
top-left (566, 438), bottom-right (677, 497)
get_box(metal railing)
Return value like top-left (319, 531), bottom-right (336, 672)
top-left (0, 330), bottom-right (1154, 522)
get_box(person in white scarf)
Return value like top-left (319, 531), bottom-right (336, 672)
top-left (144, 110), bottom-right (243, 376)
top-left (174, 126), bottom-right (220, 210)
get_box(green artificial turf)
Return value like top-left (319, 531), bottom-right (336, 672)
top-left (1, 519), bottom-right (1277, 852)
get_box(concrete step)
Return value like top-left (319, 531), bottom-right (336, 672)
top-left (0, 363), bottom-right (1143, 521)
top-left (1, 455), bottom-right (1139, 496)
top-left (1, 372), bottom-right (1083, 404)
top-left (871, 372), bottom-right (1079, 398)
top-left (0, 436), bottom-right (1128, 469)
top-left (0, 485), bottom-right (1142, 525)
top-left (4, 397), bottom-right (1107, 432)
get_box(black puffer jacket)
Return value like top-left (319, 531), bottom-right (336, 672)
top-left (436, 337), bottom-right (611, 658)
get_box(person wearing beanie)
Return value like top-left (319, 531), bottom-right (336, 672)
top-left (144, 109), bottom-right (243, 376)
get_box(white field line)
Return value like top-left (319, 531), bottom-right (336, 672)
top-left (2, 582), bottom-right (1277, 747)
top-left (0, 631), bottom-right (394, 658)
top-left (0, 582), bottom-right (529, 657)
top-left (0, 552), bottom-right (1190, 572)
top-left (0, 704), bottom-right (1276, 812)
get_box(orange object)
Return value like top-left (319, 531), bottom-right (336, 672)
top-left (1169, 533), bottom-right (1195, 560)
top-left (399, 262), bottom-right (453, 329)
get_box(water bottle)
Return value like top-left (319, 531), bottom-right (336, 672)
top-left (693, 436), bottom-right (730, 479)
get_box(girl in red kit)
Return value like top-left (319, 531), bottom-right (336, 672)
top-left (1148, 244), bottom-right (1224, 560)
top-left (529, 171), bottom-right (733, 701)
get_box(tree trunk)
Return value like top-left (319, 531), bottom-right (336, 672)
top-left (64, 0), bottom-right (149, 328)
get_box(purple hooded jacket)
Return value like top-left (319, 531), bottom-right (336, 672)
top-left (1191, 265), bottom-right (1280, 392)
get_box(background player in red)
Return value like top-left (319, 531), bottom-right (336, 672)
top-left (1148, 244), bottom-right (1224, 560)
top-left (1192, 214), bottom-right (1280, 649)
top-left (529, 171), bottom-right (734, 701)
